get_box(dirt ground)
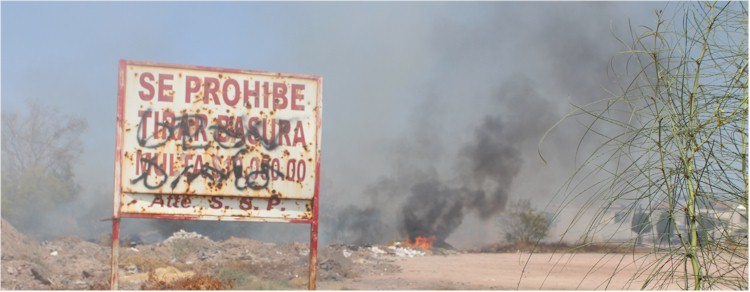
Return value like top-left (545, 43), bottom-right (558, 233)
top-left (1, 219), bottom-right (744, 290)
top-left (320, 253), bottom-right (679, 290)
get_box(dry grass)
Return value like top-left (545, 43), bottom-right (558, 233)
top-left (120, 254), bottom-right (171, 273)
top-left (140, 273), bottom-right (234, 290)
top-left (86, 282), bottom-right (111, 290)
top-left (211, 260), bottom-right (304, 290)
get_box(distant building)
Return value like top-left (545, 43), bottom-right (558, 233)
top-left (545, 202), bottom-right (747, 246)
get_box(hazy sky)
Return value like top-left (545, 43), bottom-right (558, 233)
top-left (2, 1), bottom-right (669, 246)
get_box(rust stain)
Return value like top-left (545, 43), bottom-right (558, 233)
top-left (118, 62), bottom-right (321, 219)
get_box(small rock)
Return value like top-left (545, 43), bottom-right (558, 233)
top-left (31, 268), bottom-right (51, 285)
top-left (125, 265), bottom-right (139, 275)
top-left (369, 246), bottom-right (386, 255)
top-left (6, 266), bottom-right (16, 275)
top-left (199, 251), bottom-right (211, 260)
top-left (50, 251), bottom-right (58, 256)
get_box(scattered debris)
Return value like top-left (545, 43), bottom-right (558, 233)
top-left (0, 219), bottom-right (410, 290)
top-left (384, 242), bottom-right (427, 257)
top-left (369, 246), bottom-right (386, 255)
top-left (163, 229), bottom-right (209, 243)
top-left (31, 268), bottom-right (52, 285)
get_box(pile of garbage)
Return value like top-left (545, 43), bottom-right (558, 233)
top-left (162, 229), bottom-right (209, 243)
top-left (1, 221), bottom-right (437, 290)
top-left (1, 220), bottom-right (111, 290)
top-left (388, 243), bottom-right (427, 257)
top-left (367, 243), bottom-right (427, 258)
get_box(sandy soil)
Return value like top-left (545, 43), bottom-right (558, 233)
top-left (319, 252), bottom-right (684, 290)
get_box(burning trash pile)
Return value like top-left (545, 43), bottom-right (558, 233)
top-left (367, 236), bottom-right (439, 258)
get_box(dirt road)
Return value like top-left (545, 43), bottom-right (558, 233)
top-left (320, 252), bottom-right (684, 290)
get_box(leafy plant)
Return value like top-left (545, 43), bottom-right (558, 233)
top-left (541, 1), bottom-right (747, 290)
top-left (501, 199), bottom-right (551, 244)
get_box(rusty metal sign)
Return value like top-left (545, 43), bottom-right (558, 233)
top-left (114, 60), bottom-right (322, 222)
top-left (111, 60), bottom-right (322, 289)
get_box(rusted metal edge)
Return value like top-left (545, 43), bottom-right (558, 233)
top-left (118, 192), bottom-right (303, 199)
top-left (307, 73), bottom-right (322, 291)
top-left (308, 197), bottom-right (319, 290)
top-left (118, 212), bottom-right (313, 224)
top-left (111, 60), bottom-right (128, 291)
top-left (110, 219), bottom-right (120, 290)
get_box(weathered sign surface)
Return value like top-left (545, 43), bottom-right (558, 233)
top-left (114, 60), bottom-right (322, 222)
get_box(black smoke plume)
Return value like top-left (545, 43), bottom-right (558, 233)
top-left (401, 181), bottom-right (464, 247)
top-left (400, 111), bottom-right (523, 246)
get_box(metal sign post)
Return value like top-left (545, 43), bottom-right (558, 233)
top-left (111, 60), bottom-right (322, 290)
top-left (308, 193), bottom-right (320, 290)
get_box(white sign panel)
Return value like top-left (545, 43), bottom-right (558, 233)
top-left (114, 60), bottom-right (322, 222)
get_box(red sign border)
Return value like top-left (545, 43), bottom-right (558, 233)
top-left (113, 59), bottom-right (322, 223)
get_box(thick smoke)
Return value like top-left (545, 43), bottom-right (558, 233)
top-left (2, 2), bottom-right (661, 245)
top-left (329, 77), bottom-right (556, 246)
top-left (461, 115), bottom-right (520, 220)
top-left (324, 3), bottom-right (657, 248)
top-left (402, 181), bottom-right (465, 246)
top-left (400, 112), bottom-right (523, 246)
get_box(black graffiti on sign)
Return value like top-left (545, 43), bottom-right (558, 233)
top-left (130, 155), bottom-right (168, 190)
top-left (169, 163), bottom-right (228, 190)
top-left (136, 110), bottom-right (209, 150)
top-left (209, 119), bottom-right (290, 151)
top-left (136, 109), bottom-right (293, 152)
top-left (131, 149), bottom-right (287, 191)
top-left (233, 151), bottom-right (285, 190)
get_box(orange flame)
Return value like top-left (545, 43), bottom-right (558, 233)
top-left (406, 236), bottom-right (436, 250)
